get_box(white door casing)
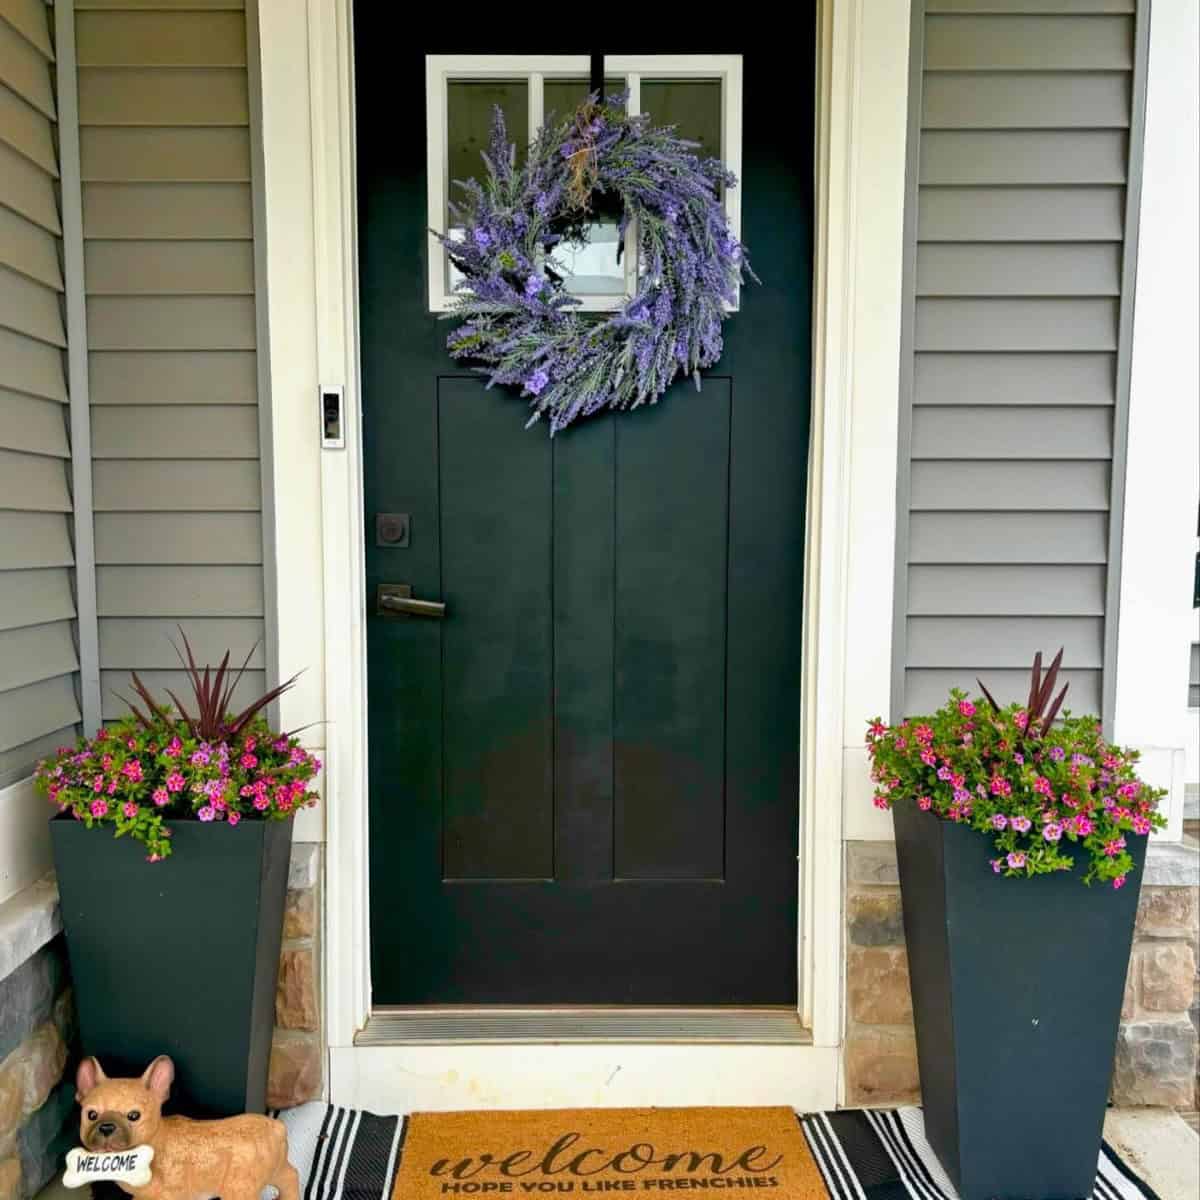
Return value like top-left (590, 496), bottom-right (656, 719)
top-left (253, 0), bottom-right (909, 1108)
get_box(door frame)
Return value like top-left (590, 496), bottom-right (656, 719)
top-left (254, 0), bottom-right (910, 1095)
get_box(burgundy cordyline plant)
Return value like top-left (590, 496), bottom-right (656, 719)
top-left (434, 95), bottom-right (756, 433)
top-left (866, 650), bottom-right (1166, 887)
top-left (34, 631), bottom-right (321, 862)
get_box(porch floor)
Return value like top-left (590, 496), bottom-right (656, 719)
top-left (35, 1107), bottom-right (1198, 1200)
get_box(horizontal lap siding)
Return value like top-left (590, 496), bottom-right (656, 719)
top-left (0, 1), bottom-right (80, 783)
top-left (895, 2), bottom-right (1146, 723)
top-left (77, 1), bottom-right (266, 722)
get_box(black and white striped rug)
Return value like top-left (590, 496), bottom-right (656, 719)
top-left (273, 1102), bottom-right (1159, 1200)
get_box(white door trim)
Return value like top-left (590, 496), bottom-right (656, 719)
top-left (255, 0), bottom-right (905, 1099)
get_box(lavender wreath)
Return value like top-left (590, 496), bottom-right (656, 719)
top-left (434, 96), bottom-right (756, 434)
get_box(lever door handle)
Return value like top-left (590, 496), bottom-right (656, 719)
top-left (376, 584), bottom-right (446, 619)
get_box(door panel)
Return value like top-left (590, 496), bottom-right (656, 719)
top-left (613, 383), bottom-right (730, 881)
top-left (357, 25), bottom-right (814, 1006)
top-left (439, 380), bottom-right (554, 881)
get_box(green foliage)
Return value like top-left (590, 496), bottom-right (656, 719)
top-left (867, 663), bottom-right (1166, 887)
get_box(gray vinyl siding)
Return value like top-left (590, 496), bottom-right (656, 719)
top-left (0, 0), bottom-right (81, 785)
top-left (893, 0), bottom-right (1148, 723)
top-left (75, 0), bottom-right (267, 721)
top-left (1189, 644), bottom-right (1199, 710)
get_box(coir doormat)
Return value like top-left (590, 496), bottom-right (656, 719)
top-left (275, 1103), bottom-right (1160, 1200)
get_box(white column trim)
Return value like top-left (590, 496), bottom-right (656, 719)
top-left (1113, 0), bottom-right (1199, 840)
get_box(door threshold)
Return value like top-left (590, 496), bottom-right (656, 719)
top-left (355, 1007), bottom-right (813, 1046)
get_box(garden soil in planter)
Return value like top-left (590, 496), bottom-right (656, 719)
top-left (51, 816), bottom-right (292, 1118)
top-left (894, 801), bottom-right (1146, 1200)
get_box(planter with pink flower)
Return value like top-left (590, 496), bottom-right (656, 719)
top-left (867, 651), bottom-right (1165, 1200)
top-left (36, 635), bottom-right (320, 1118)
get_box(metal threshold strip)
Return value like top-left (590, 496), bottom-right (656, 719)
top-left (355, 1007), bottom-right (813, 1046)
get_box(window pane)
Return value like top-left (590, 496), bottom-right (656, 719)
top-left (446, 79), bottom-right (529, 200)
top-left (543, 77), bottom-right (627, 299)
top-left (543, 77), bottom-right (625, 122)
top-left (445, 80), bottom-right (528, 293)
top-left (640, 79), bottom-right (722, 157)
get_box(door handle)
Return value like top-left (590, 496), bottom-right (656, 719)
top-left (376, 584), bottom-right (446, 619)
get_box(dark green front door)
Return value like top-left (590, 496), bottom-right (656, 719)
top-left (356, 28), bottom-right (813, 1006)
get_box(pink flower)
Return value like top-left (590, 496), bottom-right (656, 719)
top-left (165, 737), bottom-right (183, 758)
top-left (1033, 776), bottom-right (1053, 796)
top-left (101, 755), bottom-right (114, 770)
top-left (123, 801), bottom-right (139, 818)
top-left (152, 787), bottom-right (170, 807)
top-left (1112, 876), bottom-right (1126, 890)
top-left (1075, 816), bottom-right (1095, 836)
top-left (146, 853), bottom-right (162, 863)
top-left (958, 700), bottom-right (976, 717)
top-left (990, 777), bottom-right (1012, 797)
top-left (126, 738), bottom-right (137, 750)
top-left (166, 771), bottom-right (186, 793)
top-left (92, 775), bottom-right (104, 793)
top-left (244, 736), bottom-right (257, 752)
top-left (197, 805), bottom-right (216, 822)
top-left (1131, 814), bottom-right (1151, 835)
top-left (913, 724), bottom-right (933, 745)
top-left (1103, 838), bottom-right (1125, 857)
top-left (90, 799), bottom-right (109, 818)
top-left (273, 738), bottom-right (289, 752)
top-left (228, 811), bottom-right (241, 827)
top-left (1007, 851), bottom-right (1026, 869)
top-left (872, 794), bottom-right (890, 810)
top-left (991, 859), bottom-right (1003, 874)
top-left (990, 813), bottom-right (1008, 830)
top-left (920, 749), bottom-right (936, 766)
top-left (1043, 822), bottom-right (1063, 843)
top-left (240, 753), bottom-right (258, 769)
top-left (1013, 710), bottom-right (1028, 730)
top-left (917, 796), bottom-right (933, 811)
top-left (1010, 815), bottom-right (1032, 834)
top-left (190, 748), bottom-right (211, 767)
top-left (122, 759), bottom-right (143, 782)
top-left (253, 794), bottom-right (270, 811)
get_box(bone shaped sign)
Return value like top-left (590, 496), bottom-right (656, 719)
top-left (63, 1144), bottom-right (155, 1188)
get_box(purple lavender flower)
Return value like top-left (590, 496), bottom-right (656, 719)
top-left (525, 367), bottom-right (550, 396)
top-left (525, 274), bottom-right (543, 298)
top-left (472, 228), bottom-right (492, 249)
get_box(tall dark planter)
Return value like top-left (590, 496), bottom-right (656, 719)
top-left (51, 816), bottom-right (291, 1118)
top-left (894, 802), bottom-right (1145, 1200)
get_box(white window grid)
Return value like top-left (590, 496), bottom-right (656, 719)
top-left (425, 54), bottom-right (744, 313)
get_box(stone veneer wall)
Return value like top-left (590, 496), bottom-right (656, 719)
top-left (0, 939), bottom-right (77, 1200)
top-left (268, 843), bottom-right (324, 1109)
top-left (844, 842), bottom-right (1200, 1111)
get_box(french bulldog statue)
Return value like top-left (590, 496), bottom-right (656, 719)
top-left (71, 1055), bottom-right (299, 1200)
